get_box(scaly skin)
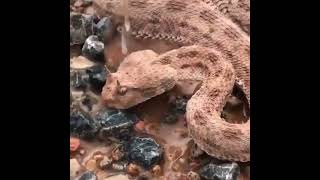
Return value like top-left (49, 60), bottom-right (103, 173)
top-left (200, 0), bottom-right (250, 34)
top-left (96, 0), bottom-right (250, 162)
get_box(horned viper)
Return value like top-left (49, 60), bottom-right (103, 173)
top-left (95, 0), bottom-right (250, 162)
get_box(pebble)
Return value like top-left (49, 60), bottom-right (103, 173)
top-left (111, 147), bottom-right (125, 161)
top-left (174, 96), bottom-right (188, 114)
top-left (163, 111), bottom-right (179, 124)
top-left (134, 120), bottom-right (145, 132)
top-left (93, 154), bottom-right (104, 161)
top-left (86, 65), bottom-right (108, 93)
top-left (199, 162), bottom-right (240, 180)
top-left (85, 159), bottom-right (98, 171)
top-left (112, 161), bottom-right (128, 171)
top-left (163, 96), bottom-right (188, 124)
top-left (127, 163), bottom-right (140, 176)
top-left (95, 17), bottom-right (114, 42)
top-left (79, 171), bottom-right (98, 180)
top-left (70, 111), bottom-right (99, 139)
top-left (187, 171), bottom-right (200, 180)
top-left (82, 35), bottom-right (105, 62)
top-left (70, 13), bottom-right (96, 45)
top-left (151, 165), bottom-right (162, 177)
top-left (99, 156), bottom-right (112, 169)
top-left (81, 95), bottom-right (96, 112)
top-left (80, 149), bottom-right (86, 155)
top-left (70, 158), bottom-right (81, 178)
top-left (70, 56), bottom-right (95, 69)
top-left (70, 137), bottom-right (81, 152)
top-left (127, 137), bottom-right (164, 169)
top-left (95, 109), bottom-right (138, 140)
top-left (70, 70), bottom-right (89, 90)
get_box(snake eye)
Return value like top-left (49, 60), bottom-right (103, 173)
top-left (118, 87), bottom-right (127, 95)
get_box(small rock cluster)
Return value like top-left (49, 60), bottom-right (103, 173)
top-left (70, 64), bottom-right (108, 93)
top-left (70, 13), bottom-right (97, 46)
top-left (70, 110), bottom-right (99, 139)
top-left (70, 13), bottom-right (114, 63)
top-left (163, 96), bottom-right (188, 124)
top-left (70, 108), bottom-right (139, 141)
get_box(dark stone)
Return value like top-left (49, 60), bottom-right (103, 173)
top-left (95, 17), bottom-right (114, 42)
top-left (70, 13), bottom-right (96, 45)
top-left (70, 64), bottom-right (108, 93)
top-left (79, 171), bottom-right (97, 180)
top-left (95, 109), bottom-right (138, 140)
top-left (163, 111), bottom-right (179, 124)
top-left (86, 65), bottom-right (108, 93)
top-left (70, 71), bottom-right (89, 90)
top-left (163, 96), bottom-right (188, 124)
top-left (174, 96), bottom-right (188, 114)
top-left (82, 35), bottom-right (105, 62)
top-left (81, 96), bottom-right (95, 111)
top-left (70, 111), bottom-right (99, 139)
top-left (126, 137), bottom-right (163, 169)
top-left (199, 163), bottom-right (240, 180)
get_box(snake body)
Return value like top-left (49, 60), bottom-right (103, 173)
top-left (96, 0), bottom-right (250, 162)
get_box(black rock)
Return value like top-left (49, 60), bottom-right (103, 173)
top-left (95, 17), bottom-right (114, 42)
top-left (79, 171), bottom-right (97, 180)
top-left (163, 110), bottom-right (179, 124)
top-left (86, 65), bottom-right (108, 93)
top-left (81, 96), bottom-right (95, 112)
top-left (174, 96), bottom-right (188, 114)
top-left (163, 96), bottom-right (188, 124)
top-left (95, 109), bottom-right (138, 140)
top-left (126, 137), bottom-right (164, 169)
top-left (70, 13), bottom-right (96, 45)
top-left (199, 163), bottom-right (240, 180)
top-left (70, 111), bottom-right (99, 139)
top-left (82, 35), bottom-right (105, 62)
top-left (70, 71), bottom-right (89, 90)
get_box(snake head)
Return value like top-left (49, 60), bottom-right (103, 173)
top-left (102, 50), bottom-right (177, 109)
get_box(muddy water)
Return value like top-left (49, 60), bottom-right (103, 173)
top-left (133, 93), bottom-right (192, 176)
top-left (73, 92), bottom-right (249, 179)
